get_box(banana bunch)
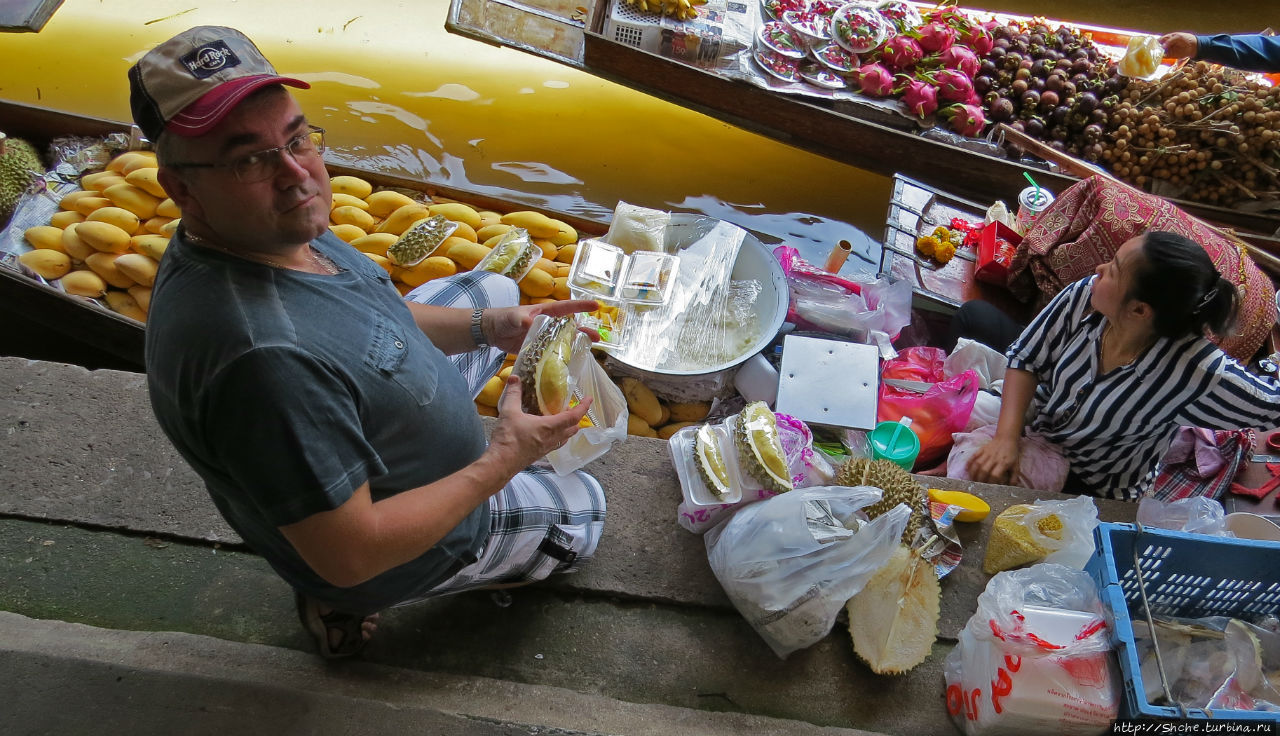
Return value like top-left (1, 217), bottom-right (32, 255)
top-left (626, 0), bottom-right (707, 21)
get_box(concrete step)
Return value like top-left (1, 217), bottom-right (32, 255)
top-left (0, 611), bottom-right (886, 736)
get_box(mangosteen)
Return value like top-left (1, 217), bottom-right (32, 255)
top-left (1040, 90), bottom-right (1060, 109)
top-left (989, 97), bottom-right (1016, 121)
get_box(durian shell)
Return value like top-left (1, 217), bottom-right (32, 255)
top-left (835, 458), bottom-right (929, 546)
top-left (846, 545), bottom-right (940, 675)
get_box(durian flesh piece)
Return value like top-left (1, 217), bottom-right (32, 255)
top-left (846, 544), bottom-right (940, 675)
top-left (481, 228), bottom-right (537, 277)
top-left (513, 316), bottom-right (576, 416)
top-left (693, 424), bottom-right (732, 498)
top-left (733, 401), bottom-right (792, 491)
top-left (835, 457), bottom-right (928, 546)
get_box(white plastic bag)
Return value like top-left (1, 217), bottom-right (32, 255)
top-left (945, 564), bottom-right (1119, 735)
top-left (704, 485), bottom-right (909, 658)
top-left (546, 333), bottom-right (629, 476)
top-left (1135, 496), bottom-right (1232, 537)
top-left (944, 338), bottom-right (1009, 392)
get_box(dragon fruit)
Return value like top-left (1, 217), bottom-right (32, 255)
top-left (943, 103), bottom-right (987, 137)
top-left (917, 21), bottom-right (956, 54)
top-left (934, 68), bottom-right (974, 103)
top-left (857, 63), bottom-right (896, 97)
top-left (961, 25), bottom-right (994, 55)
top-left (881, 35), bottom-right (924, 70)
top-left (901, 79), bottom-right (939, 118)
top-left (929, 7), bottom-right (970, 30)
top-left (938, 45), bottom-right (979, 78)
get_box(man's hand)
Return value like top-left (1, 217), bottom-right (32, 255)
top-left (484, 299), bottom-right (599, 354)
top-left (1159, 32), bottom-right (1198, 60)
top-left (486, 376), bottom-right (593, 469)
top-left (966, 435), bottom-right (1021, 486)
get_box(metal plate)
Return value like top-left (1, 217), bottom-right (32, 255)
top-left (775, 335), bottom-right (878, 429)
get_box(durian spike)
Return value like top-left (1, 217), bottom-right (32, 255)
top-left (860, 459), bottom-right (872, 486)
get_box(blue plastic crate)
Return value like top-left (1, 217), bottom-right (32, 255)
top-left (1085, 522), bottom-right (1280, 721)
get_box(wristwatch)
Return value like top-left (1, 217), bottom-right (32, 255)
top-left (471, 308), bottom-right (489, 349)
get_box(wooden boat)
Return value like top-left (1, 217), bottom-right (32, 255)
top-left (446, 0), bottom-right (1280, 239)
top-left (0, 99), bottom-right (609, 372)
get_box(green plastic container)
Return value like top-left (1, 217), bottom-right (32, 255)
top-left (869, 419), bottom-right (920, 471)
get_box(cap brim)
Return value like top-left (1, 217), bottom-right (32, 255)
top-left (166, 75), bottom-right (310, 137)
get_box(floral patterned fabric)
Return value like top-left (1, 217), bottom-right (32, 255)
top-left (1006, 175), bottom-right (1275, 361)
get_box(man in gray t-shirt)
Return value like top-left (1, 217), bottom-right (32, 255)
top-left (130, 26), bottom-right (606, 658)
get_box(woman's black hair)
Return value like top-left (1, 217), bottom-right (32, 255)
top-left (1126, 230), bottom-right (1238, 339)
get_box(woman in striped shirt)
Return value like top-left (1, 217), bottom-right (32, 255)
top-left (962, 230), bottom-right (1280, 500)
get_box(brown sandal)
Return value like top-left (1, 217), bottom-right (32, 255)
top-left (294, 591), bottom-right (369, 659)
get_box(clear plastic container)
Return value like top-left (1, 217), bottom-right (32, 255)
top-left (567, 238), bottom-right (625, 301)
top-left (668, 422), bottom-right (747, 506)
top-left (618, 251), bottom-right (678, 305)
top-left (476, 228), bottom-right (541, 282)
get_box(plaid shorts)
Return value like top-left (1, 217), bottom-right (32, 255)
top-left (397, 272), bottom-right (606, 597)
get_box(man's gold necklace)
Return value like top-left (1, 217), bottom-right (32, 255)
top-left (186, 231), bottom-right (340, 275)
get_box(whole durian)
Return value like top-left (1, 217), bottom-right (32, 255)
top-left (512, 315), bottom-right (576, 415)
top-left (835, 457), bottom-right (930, 546)
top-left (733, 401), bottom-right (793, 492)
top-left (0, 132), bottom-right (45, 227)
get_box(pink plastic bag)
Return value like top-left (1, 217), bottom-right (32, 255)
top-left (879, 347), bottom-right (979, 468)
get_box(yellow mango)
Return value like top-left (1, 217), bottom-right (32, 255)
top-left (103, 183), bottom-right (161, 219)
top-left (554, 263), bottom-right (571, 279)
top-left (330, 175), bottom-right (373, 199)
top-left (546, 219), bottom-right (577, 247)
top-left (364, 190), bottom-right (417, 218)
top-left (555, 242), bottom-right (578, 264)
top-left (104, 290), bottom-right (147, 322)
top-left (330, 205), bottom-right (377, 231)
top-left (552, 276), bottom-right (570, 301)
top-left (533, 257), bottom-right (557, 275)
top-left (657, 422), bottom-right (697, 440)
top-left (131, 235), bottom-right (170, 262)
top-left (128, 285), bottom-right (152, 313)
top-left (329, 224), bottom-right (367, 243)
top-left (155, 198), bottom-right (181, 219)
top-left (330, 192), bottom-right (370, 211)
top-left (498, 365), bottom-right (513, 381)
top-left (428, 202), bottom-right (481, 230)
top-left (627, 414), bottom-right (658, 438)
top-left (374, 204), bottom-right (432, 236)
top-left (532, 238), bottom-right (557, 260)
top-left (475, 223), bottom-right (513, 243)
top-left (60, 269), bottom-right (108, 297)
top-left (131, 221), bottom-right (149, 237)
top-left (160, 219), bottom-right (181, 236)
top-left (72, 196), bottom-right (113, 216)
top-left (476, 210), bottom-right (503, 229)
top-left (444, 240), bottom-right (490, 270)
top-left (113, 253), bottom-right (160, 286)
top-left (61, 224), bottom-right (96, 261)
top-left (124, 167), bottom-right (167, 198)
top-left (500, 210), bottom-right (560, 239)
top-left (475, 402), bottom-right (499, 417)
top-left (349, 233), bottom-right (397, 257)
top-left (18, 249), bottom-right (72, 280)
top-left (450, 221), bottom-right (478, 243)
top-left (60, 190), bottom-right (102, 211)
top-left (398, 255), bottom-right (457, 287)
top-left (24, 225), bottom-right (65, 252)
top-left (106, 151), bottom-right (155, 174)
top-left (49, 210), bottom-right (85, 228)
top-left (476, 376), bottom-right (505, 407)
top-left (86, 206), bottom-right (141, 235)
top-left (76, 221), bottom-right (133, 254)
top-left (144, 216), bottom-right (173, 235)
top-left (84, 252), bottom-right (136, 288)
top-left (364, 252), bottom-right (394, 275)
top-left (518, 268), bottom-right (555, 298)
top-left (81, 171), bottom-right (127, 192)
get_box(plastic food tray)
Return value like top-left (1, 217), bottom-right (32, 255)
top-left (567, 238), bottom-right (678, 306)
top-left (1085, 522), bottom-right (1280, 722)
top-left (667, 422), bottom-right (751, 506)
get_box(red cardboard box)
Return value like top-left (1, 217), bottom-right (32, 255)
top-left (975, 221), bottom-right (1022, 286)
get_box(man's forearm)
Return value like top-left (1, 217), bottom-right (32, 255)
top-left (406, 302), bottom-right (485, 355)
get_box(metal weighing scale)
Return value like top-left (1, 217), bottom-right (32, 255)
top-left (774, 335), bottom-right (879, 430)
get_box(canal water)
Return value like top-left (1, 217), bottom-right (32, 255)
top-left (0, 0), bottom-right (1266, 275)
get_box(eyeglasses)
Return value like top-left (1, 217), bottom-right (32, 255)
top-left (169, 126), bottom-right (326, 183)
